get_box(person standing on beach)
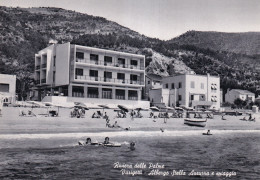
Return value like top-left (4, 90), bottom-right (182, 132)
top-left (164, 111), bottom-right (169, 123)
top-left (130, 110), bottom-right (134, 121)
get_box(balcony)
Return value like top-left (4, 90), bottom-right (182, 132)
top-left (41, 79), bottom-right (46, 83)
top-left (35, 65), bottom-right (40, 70)
top-left (42, 63), bottom-right (47, 68)
top-left (75, 58), bottom-right (144, 70)
top-left (75, 75), bottom-right (144, 85)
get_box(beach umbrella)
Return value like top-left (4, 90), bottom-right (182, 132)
top-left (135, 107), bottom-right (144, 111)
top-left (150, 106), bottom-right (160, 112)
top-left (26, 101), bottom-right (44, 107)
top-left (98, 105), bottom-right (110, 109)
top-left (118, 105), bottom-right (129, 112)
top-left (175, 107), bottom-right (184, 111)
top-left (74, 105), bottom-right (89, 110)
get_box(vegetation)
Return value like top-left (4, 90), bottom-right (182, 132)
top-left (0, 6), bottom-right (259, 100)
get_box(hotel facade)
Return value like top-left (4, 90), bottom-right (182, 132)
top-left (149, 73), bottom-right (221, 110)
top-left (34, 43), bottom-right (149, 107)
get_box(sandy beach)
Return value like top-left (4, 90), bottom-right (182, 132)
top-left (0, 107), bottom-right (260, 179)
top-left (0, 107), bottom-right (259, 135)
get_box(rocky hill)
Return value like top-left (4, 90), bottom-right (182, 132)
top-left (168, 30), bottom-right (260, 56)
top-left (0, 6), bottom-right (259, 99)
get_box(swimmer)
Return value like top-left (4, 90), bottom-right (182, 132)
top-left (129, 142), bottom-right (135, 151)
top-left (160, 128), bottom-right (165, 133)
top-left (86, 137), bottom-right (92, 145)
top-left (124, 127), bottom-right (130, 131)
top-left (104, 137), bottom-right (110, 144)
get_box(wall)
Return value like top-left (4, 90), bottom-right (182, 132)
top-left (0, 74), bottom-right (16, 103)
top-left (42, 96), bottom-right (150, 108)
top-left (149, 89), bottom-right (162, 104)
top-left (56, 43), bottom-right (70, 86)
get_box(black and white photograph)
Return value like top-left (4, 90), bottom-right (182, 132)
top-left (0, 0), bottom-right (259, 179)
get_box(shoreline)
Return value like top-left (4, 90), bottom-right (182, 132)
top-left (0, 129), bottom-right (260, 139)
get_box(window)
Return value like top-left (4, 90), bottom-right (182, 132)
top-left (178, 95), bottom-right (182, 101)
top-left (53, 71), bottom-right (56, 83)
top-left (88, 87), bottom-right (99, 98)
top-left (76, 68), bottom-right (83, 76)
top-left (53, 56), bottom-right (56, 67)
top-left (201, 83), bottom-right (204, 89)
top-left (128, 90), bottom-right (138, 100)
top-left (104, 56), bottom-right (112, 63)
top-left (90, 54), bottom-right (98, 61)
top-left (148, 80), bottom-right (150, 84)
top-left (179, 82), bottom-right (182, 88)
top-left (76, 52), bottom-right (84, 59)
top-left (190, 81), bottom-right (195, 88)
top-left (131, 60), bottom-right (138, 66)
top-left (104, 71), bottom-right (112, 79)
top-left (116, 89), bottom-right (125, 100)
top-left (0, 83), bottom-right (9, 92)
top-left (200, 95), bottom-right (205, 101)
top-left (191, 95), bottom-right (194, 100)
top-left (211, 96), bottom-right (217, 102)
top-left (211, 83), bottom-right (217, 90)
top-left (117, 73), bottom-right (125, 80)
top-left (130, 74), bottom-right (138, 81)
top-left (171, 83), bottom-right (175, 89)
top-left (166, 84), bottom-right (168, 89)
top-left (118, 58), bottom-right (125, 65)
top-left (89, 70), bottom-right (98, 77)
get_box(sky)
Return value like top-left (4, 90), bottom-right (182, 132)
top-left (1, 0), bottom-right (260, 40)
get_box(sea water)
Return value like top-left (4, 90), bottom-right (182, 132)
top-left (0, 131), bottom-right (259, 179)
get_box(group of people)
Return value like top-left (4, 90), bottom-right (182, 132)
top-left (78, 137), bottom-right (135, 150)
top-left (91, 111), bottom-right (102, 118)
top-left (116, 110), bottom-right (126, 118)
top-left (71, 107), bottom-right (85, 118)
top-left (242, 113), bottom-right (256, 121)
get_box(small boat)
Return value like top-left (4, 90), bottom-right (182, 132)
top-left (103, 143), bottom-right (121, 147)
top-left (184, 118), bottom-right (207, 127)
top-left (202, 133), bottom-right (213, 135)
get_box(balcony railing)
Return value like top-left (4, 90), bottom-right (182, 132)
top-left (75, 75), bottom-right (144, 85)
top-left (41, 79), bottom-right (46, 83)
top-left (128, 96), bottom-right (138, 100)
top-left (35, 65), bottom-right (40, 70)
top-left (42, 63), bottom-right (47, 68)
top-left (75, 58), bottom-right (144, 70)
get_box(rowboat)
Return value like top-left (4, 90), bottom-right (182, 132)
top-left (184, 118), bottom-right (207, 127)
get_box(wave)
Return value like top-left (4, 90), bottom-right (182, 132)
top-left (0, 130), bottom-right (259, 140)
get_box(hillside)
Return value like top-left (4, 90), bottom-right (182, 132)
top-left (169, 30), bottom-right (260, 56)
top-left (0, 6), bottom-right (259, 100)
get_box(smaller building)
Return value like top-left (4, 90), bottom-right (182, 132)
top-left (225, 89), bottom-right (255, 103)
top-left (144, 74), bottom-right (163, 100)
top-left (149, 73), bottom-right (221, 110)
top-left (0, 74), bottom-right (16, 104)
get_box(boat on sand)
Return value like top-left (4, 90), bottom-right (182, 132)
top-left (184, 118), bottom-right (207, 127)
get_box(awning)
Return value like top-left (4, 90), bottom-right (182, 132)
top-left (192, 100), bottom-right (213, 107)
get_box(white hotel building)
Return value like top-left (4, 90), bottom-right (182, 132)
top-left (149, 73), bottom-right (221, 110)
top-left (34, 42), bottom-right (149, 107)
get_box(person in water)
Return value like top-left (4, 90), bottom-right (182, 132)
top-left (86, 137), bottom-right (92, 145)
top-left (129, 142), bottom-right (135, 151)
top-left (104, 137), bottom-right (110, 144)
